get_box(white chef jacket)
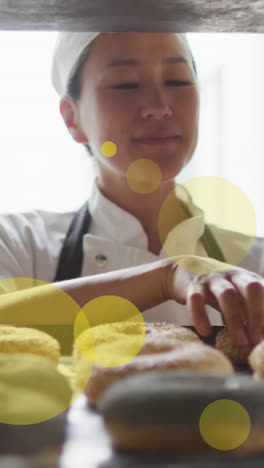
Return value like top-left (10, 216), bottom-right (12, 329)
top-left (0, 178), bottom-right (264, 326)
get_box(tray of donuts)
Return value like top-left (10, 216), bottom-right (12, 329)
top-left (1, 321), bottom-right (264, 463)
top-left (72, 321), bottom-right (264, 460)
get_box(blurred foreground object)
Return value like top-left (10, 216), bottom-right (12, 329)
top-left (0, 0), bottom-right (264, 31)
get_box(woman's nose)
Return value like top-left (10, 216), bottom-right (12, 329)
top-left (142, 106), bottom-right (173, 119)
top-left (141, 89), bottom-right (173, 119)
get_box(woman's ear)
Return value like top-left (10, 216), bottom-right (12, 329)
top-left (59, 97), bottom-right (88, 144)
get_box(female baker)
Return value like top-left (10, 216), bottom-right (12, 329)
top-left (0, 32), bottom-right (264, 349)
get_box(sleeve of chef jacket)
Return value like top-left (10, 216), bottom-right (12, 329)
top-left (0, 210), bottom-right (73, 284)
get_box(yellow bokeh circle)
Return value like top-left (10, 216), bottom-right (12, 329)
top-left (74, 295), bottom-right (145, 367)
top-left (0, 277), bottom-right (83, 425)
top-left (0, 353), bottom-right (72, 425)
top-left (199, 399), bottom-right (251, 450)
top-left (126, 159), bottom-right (162, 194)
top-left (181, 177), bottom-right (256, 237)
top-left (101, 141), bottom-right (117, 157)
top-left (158, 177), bottom-right (257, 274)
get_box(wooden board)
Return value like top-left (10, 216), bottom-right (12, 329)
top-left (0, 0), bottom-right (264, 32)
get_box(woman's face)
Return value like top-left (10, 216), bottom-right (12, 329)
top-left (72, 32), bottom-right (199, 181)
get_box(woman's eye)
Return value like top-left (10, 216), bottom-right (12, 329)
top-left (111, 83), bottom-right (139, 89)
top-left (111, 81), bottom-right (191, 90)
top-left (166, 80), bottom-right (191, 86)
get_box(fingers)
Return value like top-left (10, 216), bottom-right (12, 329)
top-left (227, 271), bottom-right (264, 346)
top-left (186, 283), bottom-right (212, 337)
top-left (171, 263), bottom-right (264, 348)
top-left (198, 270), bottom-right (264, 348)
top-left (246, 283), bottom-right (264, 345)
top-left (206, 277), bottom-right (249, 347)
top-left (187, 277), bottom-right (249, 347)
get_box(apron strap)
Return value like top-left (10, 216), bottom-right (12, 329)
top-left (37, 202), bottom-right (91, 354)
top-left (54, 201), bottom-right (91, 282)
top-left (178, 199), bottom-right (227, 263)
top-left (201, 224), bottom-right (226, 263)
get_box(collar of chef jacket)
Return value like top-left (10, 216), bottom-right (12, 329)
top-left (54, 181), bottom-right (226, 283)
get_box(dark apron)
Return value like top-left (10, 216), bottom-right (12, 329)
top-left (33, 202), bottom-right (91, 354)
top-left (43, 202), bottom-right (227, 353)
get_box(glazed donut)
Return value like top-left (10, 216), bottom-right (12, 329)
top-left (0, 325), bottom-right (60, 363)
top-left (98, 371), bottom-right (264, 455)
top-left (75, 340), bottom-right (234, 404)
top-left (248, 340), bottom-right (264, 378)
top-left (215, 327), bottom-right (252, 366)
top-left (73, 321), bottom-right (201, 363)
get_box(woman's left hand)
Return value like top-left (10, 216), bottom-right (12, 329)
top-left (166, 255), bottom-right (264, 348)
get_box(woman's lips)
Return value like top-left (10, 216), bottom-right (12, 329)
top-left (135, 136), bottom-right (180, 145)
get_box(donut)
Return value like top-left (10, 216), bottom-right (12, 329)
top-left (140, 321), bottom-right (201, 341)
top-left (73, 321), bottom-right (201, 363)
top-left (0, 325), bottom-right (60, 363)
top-left (98, 371), bottom-right (264, 455)
top-left (0, 352), bottom-right (72, 457)
top-left (141, 321), bottom-right (201, 351)
top-left (75, 339), bottom-right (234, 404)
top-left (0, 352), bottom-right (72, 425)
top-left (73, 320), bottom-right (202, 399)
top-left (248, 340), bottom-right (264, 378)
top-left (0, 414), bottom-right (66, 459)
top-left (215, 327), bottom-right (252, 366)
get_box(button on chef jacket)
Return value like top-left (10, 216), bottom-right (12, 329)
top-left (0, 178), bottom-right (263, 326)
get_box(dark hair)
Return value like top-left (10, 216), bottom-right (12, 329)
top-left (66, 40), bottom-right (198, 157)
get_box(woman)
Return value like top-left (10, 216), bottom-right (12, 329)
top-left (0, 32), bottom-right (264, 349)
